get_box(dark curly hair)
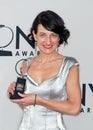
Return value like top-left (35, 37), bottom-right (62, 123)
top-left (28, 10), bottom-right (70, 46)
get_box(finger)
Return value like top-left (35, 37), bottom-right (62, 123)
top-left (9, 84), bottom-right (15, 93)
top-left (12, 98), bottom-right (23, 103)
top-left (12, 99), bottom-right (26, 106)
top-left (7, 89), bottom-right (13, 96)
top-left (11, 82), bottom-right (16, 90)
top-left (18, 92), bottom-right (26, 98)
top-left (7, 82), bottom-right (16, 95)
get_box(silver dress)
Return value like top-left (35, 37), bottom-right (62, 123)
top-left (18, 56), bottom-right (79, 130)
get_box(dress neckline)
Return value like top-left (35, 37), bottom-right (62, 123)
top-left (26, 56), bottom-right (66, 86)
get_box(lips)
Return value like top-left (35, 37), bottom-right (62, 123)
top-left (43, 45), bottom-right (53, 49)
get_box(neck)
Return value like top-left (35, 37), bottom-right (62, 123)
top-left (37, 52), bottom-right (61, 63)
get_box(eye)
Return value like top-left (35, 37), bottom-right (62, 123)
top-left (52, 33), bottom-right (59, 38)
top-left (39, 33), bottom-right (45, 37)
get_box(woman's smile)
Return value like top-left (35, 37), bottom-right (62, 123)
top-left (43, 45), bottom-right (53, 49)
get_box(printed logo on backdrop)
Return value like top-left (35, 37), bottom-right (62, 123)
top-left (0, 25), bottom-right (13, 56)
top-left (0, 25), bottom-right (93, 114)
top-left (81, 83), bottom-right (93, 114)
top-left (0, 25), bottom-right (35, 57)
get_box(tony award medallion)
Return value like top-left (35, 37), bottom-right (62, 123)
top-left (10, 59), bottom-right (27, 99)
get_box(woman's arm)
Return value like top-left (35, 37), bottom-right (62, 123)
top-left (36, 66), bottom-right (81, 115)
top-left (10, 66), bottom-right (81, 115)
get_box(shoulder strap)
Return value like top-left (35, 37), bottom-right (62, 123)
top-left (19, 57), bottom-right (33, 76)
top-left (25, 57), bottom-right (33, 73)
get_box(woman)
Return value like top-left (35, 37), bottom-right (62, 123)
top-left (7, 10), bottom-right (81, 130)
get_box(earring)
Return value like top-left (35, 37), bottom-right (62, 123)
top-left (56, 42), bottom-right (60, 52)
top-left (35, 41), bottom-right (37, 55)
top-left (56, 47), bottom-right (59, 52)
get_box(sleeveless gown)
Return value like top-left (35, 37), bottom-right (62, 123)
top-left (18, 56), bottom-right (79, 130)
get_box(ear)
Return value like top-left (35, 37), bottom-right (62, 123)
top-left (32, 30), bottom-right (37, 41)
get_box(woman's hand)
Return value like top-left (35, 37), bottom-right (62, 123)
top-left (11, 93), bottom-right (36, 106)
top-left (7, 82), bottom-right (16, 97)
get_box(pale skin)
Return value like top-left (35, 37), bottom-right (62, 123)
top-left (7, 24), bottom-right (81, 115)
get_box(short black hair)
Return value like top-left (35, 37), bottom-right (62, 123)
top-left (28, 10), bottom-right (70, 46)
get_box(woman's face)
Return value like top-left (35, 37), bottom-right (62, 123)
top-left (33, 24), bottom-right (60, 54)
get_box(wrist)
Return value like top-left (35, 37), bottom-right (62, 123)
top-left (34, 94), bottom-right (37, 106)
top-left (33, 95), bottom-right (46, 106)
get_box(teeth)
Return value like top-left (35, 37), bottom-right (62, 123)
top-left (44, 45), bottom-right (52, 48)
top-left (45, 47), bottom-right (52, 49)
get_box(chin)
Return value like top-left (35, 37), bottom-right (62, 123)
top-left (43, 50), bottom-right (56, 54)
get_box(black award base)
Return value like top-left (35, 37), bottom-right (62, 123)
top-left (10, 77), bottom-right (26, 99)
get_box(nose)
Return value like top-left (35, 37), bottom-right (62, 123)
top-left (46, 36), bottom-right (51, 45)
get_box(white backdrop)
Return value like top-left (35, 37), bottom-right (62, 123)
top-left (0, 0), bottom-right (93, 130)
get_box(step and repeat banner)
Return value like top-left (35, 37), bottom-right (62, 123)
top-left (0, 0), bottom-right (93, 130)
